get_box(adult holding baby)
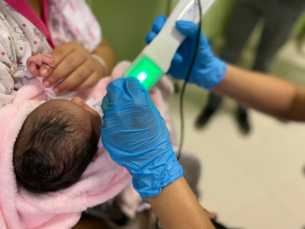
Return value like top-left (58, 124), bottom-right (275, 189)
top-left (0, 0), bottom-right (115, 108)
top-left (0, 1), bottom-right (132, 229)
top-left (36, 39), bottom-right (115, 95)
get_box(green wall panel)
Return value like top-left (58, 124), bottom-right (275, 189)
top-left (92, 0), bottom-right (170, 61)
top-left (91, 0), bottom-right (305, 62)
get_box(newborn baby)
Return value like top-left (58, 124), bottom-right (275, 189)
top-left (13, 54), bottom-right (102, 193)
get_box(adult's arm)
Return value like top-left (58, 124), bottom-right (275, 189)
top-left (91, 38), bottom-right (116, 76)
top-left (214, 64), bottom-right (305, 121)
top-left (147, 17), bottom-right (305, 121)
top-left (37, 39), bottom-right (116, 93)
top-left (147, 176), bottom-right (215, 229)
top-left (101, 78), bottom-right (214, 229)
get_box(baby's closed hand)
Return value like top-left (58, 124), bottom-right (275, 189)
top-left (26, 54), bottom-right (55, 77)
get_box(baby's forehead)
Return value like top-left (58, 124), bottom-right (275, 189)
top-left (31, 100), bottom-right (93, 128)
top-left (40, 100), bottom-right (81, 113)
top-left (42, 99), bottom-right (74, 108)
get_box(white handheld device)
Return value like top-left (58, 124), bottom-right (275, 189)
top-left (124, 0), bottom-right (214, 90)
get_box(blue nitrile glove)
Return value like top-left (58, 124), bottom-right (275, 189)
top-left (145, 15), bottom-right (227, 89)
top-left (101, 78), bottom-right (183, 200)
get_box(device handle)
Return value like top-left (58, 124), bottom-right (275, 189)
top-left (144, 0), bottom-right (214, 72)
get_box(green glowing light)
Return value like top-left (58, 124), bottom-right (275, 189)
top-left (124, 56), bottom-right (163, 90)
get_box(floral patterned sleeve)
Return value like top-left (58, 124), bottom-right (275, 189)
top-left (48, 0), bottom-right (101, 52)
top-left (0, 25), bottom-right (17, 108)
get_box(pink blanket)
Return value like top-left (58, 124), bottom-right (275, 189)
top-left (0, 62), bottom-right (134, 229)
top-left (0, 61), bottom-right (176, 229)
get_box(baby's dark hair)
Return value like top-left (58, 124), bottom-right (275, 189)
top-left (13, 105), bottom-right (99, 193)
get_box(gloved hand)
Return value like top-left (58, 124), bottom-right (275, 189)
top-left (146, 15), bottom-right (227, 89)
top-left (101, 78), bottom-right (183, 200)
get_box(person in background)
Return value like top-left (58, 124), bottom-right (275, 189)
top-left (197, 0), bottom-right (304, 133)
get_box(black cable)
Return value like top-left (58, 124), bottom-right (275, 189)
top-left (156, 2), bottom-right (203, 228)
top-left (177, 0), bottom-right (202, 160)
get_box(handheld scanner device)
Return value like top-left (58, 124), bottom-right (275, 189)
top-left (123, 0), bottom-right (214, 90)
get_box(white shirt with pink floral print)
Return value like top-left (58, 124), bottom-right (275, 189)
top-left (0, 0), bottom-right (101, 107)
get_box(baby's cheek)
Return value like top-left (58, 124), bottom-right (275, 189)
top-left (91, 153), bottom-right (98, 162)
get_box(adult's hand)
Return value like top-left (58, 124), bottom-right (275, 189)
top-left (101, 78), bottom-right (183, 200)
top-left (146, 16), bottom-right (227, 89)
top-left (39, 42), bottom-right (104, 94)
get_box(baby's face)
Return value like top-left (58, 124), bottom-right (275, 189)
top-left (71, 97), bottom-right (102, 134)
top-left (42, 98), bottom-right (102, 136)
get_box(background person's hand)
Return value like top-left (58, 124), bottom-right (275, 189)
top-left (101, 78), bottom-right (183, 200)
top-left (145, 15), bottom-right (227, 89)
top-left (39, 42), bottom-right (104, 94)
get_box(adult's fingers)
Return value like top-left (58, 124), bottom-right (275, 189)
top-left (145, 32), bottom-right (157, 44)
top-left (102, 78), bottom-right (148, 114)
top-left (125, 77), bottom-right (146, 98)
top-left (53, 59), bottom-right (94, 94)
top-left (145, 16), bottom-right (167, 44)
top-left (42, 51), bottom-right (88, 88)
top-left (176, 20), bottom-right (200, 40)
top-left (171, 53), bottom-right (183, 67)
top-left (152, 15), bottom-right (167, 33)
top-left (176, 20), bottom-right (210, 48)
top-left (73, 72), bottom-right (99, 92)
top-left (106, 78), bottom-right (126, 103)
top-left (38, 42), bottom-right (76, 78)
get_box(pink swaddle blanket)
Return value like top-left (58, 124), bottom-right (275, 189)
top-left (0, 62), bottom-right (133, 229)
top-left (0, 61), bottom-right (175, 229)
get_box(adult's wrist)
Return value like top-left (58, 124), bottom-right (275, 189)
top-left (92, 54), bottom-right (108, 77)
top-left (198, 58), bottom-right (228, 90)
top-left (132, 150), bottom-right (183, 200)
